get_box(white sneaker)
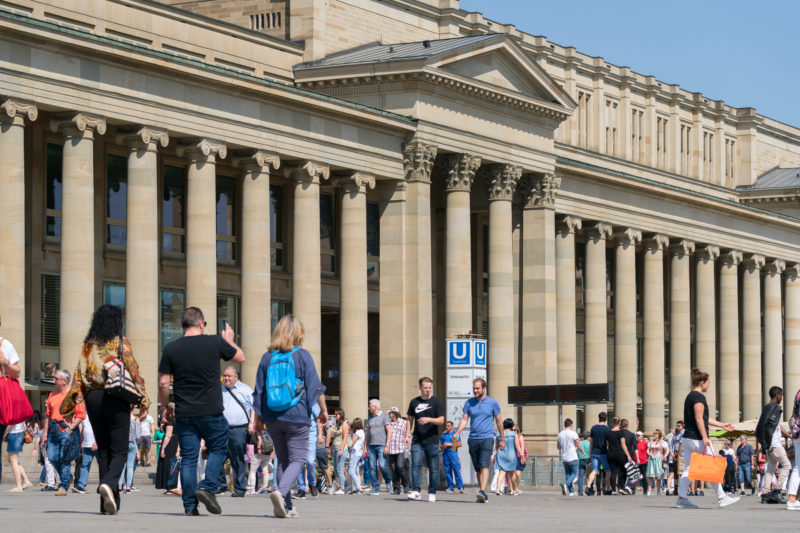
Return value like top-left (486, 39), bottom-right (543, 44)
top-left (786, 501), bottom-right (800, 511)
top-left (445, 489), bottom-right (454, 493)
top-left (568, 491), bottom-right (575, 497)
top-left (334, 489), bottom-right (345, 495)
top-left (674, 497), bottom-right (699, 509)
top-left (718, 495), bottom-right (740, 508)
top-left (407, 491), bottom-right (421, 501)
top-left (428, 494), bottom-right (436, 503)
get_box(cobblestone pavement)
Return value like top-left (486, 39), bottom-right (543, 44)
top-left (0, 486), bottom-right (797, 532)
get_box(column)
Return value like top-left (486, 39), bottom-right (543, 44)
top-left (486, 164), bottom-right (521, 415)
top-left (518, 173), bottom-right (559, 434)
top-left (613, 228), bottom-right (641, 425)
top-left (583, 222), bottom-right (612, 423)
top-left (285, 161), bottom-right (330, 370)
top-left (556, 216), bottom-right (582, 424)
top-left (440, 153), bottom-right (481, 338)
top-left (785, 264), bottom-right (800, 417)
top-left (339, 172), bottom-right (375, 420)
top-left (669, 240), bottom-right (694, 427)
top-left (643, 235), bottom-right (668, 432)
top-left (0, 99), bottom-right (36, 380)
top-left (177, 139), bottom-right (227, 334)
top-left (695, 245), bottom-right (719, 417)
top-left (742, 254), bottom-right (764, 420)
top-left (719, 250), bottom-right (742, 423)
top-left (764, 260), bottom-right (785, 406)
top-left (51, 113), bottom-right (106, 373)
top-left (237, 151), bottom-right (280, 385)
top-left (118, 127), bottom-right (169, 394)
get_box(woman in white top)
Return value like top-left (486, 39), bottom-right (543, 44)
top-left (348, 418), bottom-right (365, 494)
top-left (646, 429), bottom-right (668, 495)
top-left (0, 330), bottom-right (23, 489)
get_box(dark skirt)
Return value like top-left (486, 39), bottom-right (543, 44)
top-left (154, 428), bottom-right (178, 490)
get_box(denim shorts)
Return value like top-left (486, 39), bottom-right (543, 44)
top-left (6, 431), bottom-right (24, 453)
top-left (591, 453), bottom-right (610, 471)
top-left (468, 438), bottom-right (494, 470)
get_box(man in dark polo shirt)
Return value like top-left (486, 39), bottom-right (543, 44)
top-left (158, 307), bottom-right (245, 516)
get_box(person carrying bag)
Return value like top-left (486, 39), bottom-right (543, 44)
top-left (0, 336), bottom-right (33, 426)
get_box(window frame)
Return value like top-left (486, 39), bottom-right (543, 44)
top-left (161, 161), bottom-right (187, 259)
top-left (105, 150), bottom-right (129, 251)
top-left (215, 173), bottom-right (239, 265)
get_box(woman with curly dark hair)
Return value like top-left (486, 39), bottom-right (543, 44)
top-left (61, 304), bottom-right (149, 515)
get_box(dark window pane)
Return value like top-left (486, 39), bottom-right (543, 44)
top-left (163, 165), bottom-right (185, 229)
top-left (271, 248), bottom-right (283, 268)
top-left (46, 144), bottom-right (63, 237)
top-left (107, 225), bottom-right (127, 246)
top-left (162, 233), bottom-right (184, 254)
top-left (46, 216), bottom-right (62, 238)
top-left (270, 185), bottom-right (282, 243)
top-left (320, 193), bottom-right (335, 250)
top-left (160, 290), bottom-right (185, 352)
top-left (216, 175), bottom-right (235, 236)
top-left (321, 255), bottom-right (335, 273)
top-left (367, 202), bottom-right (379, 257)
top-left (216, 241), bottom-right (235, 261)
top-left (367, 260), bottom-right (379, 280)
top-left (107, 154), bottom-right (127, 221)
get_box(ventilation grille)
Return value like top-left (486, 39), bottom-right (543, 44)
top-left (40, 274), bottom-right (60, 347)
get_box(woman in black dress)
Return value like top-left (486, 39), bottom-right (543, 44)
top-left (155, 405), bottom-right (180, 494)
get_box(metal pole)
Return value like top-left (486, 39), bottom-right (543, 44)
top-left (558, 404), bottom-right (563, 434)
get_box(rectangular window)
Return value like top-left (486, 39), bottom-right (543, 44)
top-left (320, 192), bottom-right (336, 274)
top-left (631, 108), bottom-right (644, 163)
top-left (656, 117), bottom-right (668, 169)
top-left (270, 185), bottom-right (284, 269)
top-left (703, 131), bottom-right (714, 178)
top-left (216, 175), bottom-right (237, 262)
top-left (40, 274), bottom-right (60, 347)
top-left (46, 143), bottom-right (63, 238)
top-left (103, 283), bottom-right (126, 310)
top-left (367, 202), bottom-right (380, 280)
top-left (605, 100), bottom-right (618, 156)
top-left (160, 289), bottom-right (185, 352)
top-left (271, 300), bottom-right (291, 333)
top-left (725, 139), bottom-right (736, 181)
top-left (163, 165), bottom-right (186, 254)
top-left (106, 154), bottom-right (128, 247)
top-left (217, 294), bottom-right (240, 344)
top-left (577, 91), bottom-right (591, 148)
top-left (680, 124), bottom-right (692, 175)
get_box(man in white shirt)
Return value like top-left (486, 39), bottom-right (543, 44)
top-left (556, 419), bottom-right (580, 496)
top-left (0, 326), bottom-right (22, 487)
top-left (220, 366), bottom-right (255, 497)
top-left (138, 408), bottom-right (155, 467)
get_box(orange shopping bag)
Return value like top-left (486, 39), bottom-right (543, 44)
top-left (687, 451), bottom-right (726, 484)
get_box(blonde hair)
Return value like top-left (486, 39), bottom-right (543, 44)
top-left (268, 314), bottom-right (304, 353)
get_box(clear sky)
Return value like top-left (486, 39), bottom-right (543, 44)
top-left (459, 0), bottom-right (800, 129)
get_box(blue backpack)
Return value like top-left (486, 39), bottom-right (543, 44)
top-left (266, 347), bottom-right (304, 412)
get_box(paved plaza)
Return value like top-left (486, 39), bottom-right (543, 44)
top-left (1, 486), bottom-right (797, 532)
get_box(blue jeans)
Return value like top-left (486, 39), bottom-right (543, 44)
top-left (176, 414), bottom-right (229, 512)
top-left (578, 458), bottom-right (589, 494)
top-left (410, 442), bottom-right (439, 494)
top-left (563, 460), bottom-right (579, 494)
top-left (368, 444), bottom-right (391, 491)
top-left (46, 426), bottom-right (73, 490)
top-left (224, 426), bottom-right (248, 493)
top-left (333, 446), bottom-right (346, 489)
top-left (297, 431), bottom-right (318, 491)
top-left (77, 447), bottom-right (97, 489)
top-left (442, 450), bottom-right (463, 490)
top-left (738, 462), bottom-right (752, 487)
top-left (119, 441), bottom-right (137, 487)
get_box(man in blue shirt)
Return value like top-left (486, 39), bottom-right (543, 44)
top-left (735, 435), bottom-right (755, 495)
top-left (439, 421), bottom-right (463, 493)
top-left (455, 377), bottom-right (503, 504)
top-left (221, 365), bottom-right (255, 497)
top-left (584, 412), bottom-right (611, 496)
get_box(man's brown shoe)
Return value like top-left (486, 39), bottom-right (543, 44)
top-left (55, 487), bottom-right (67, 496)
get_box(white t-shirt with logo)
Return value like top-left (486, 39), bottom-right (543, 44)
top-left (139, 415), bottom-right (154, 437)
top-left (557, 429), bottom-right (580, 462)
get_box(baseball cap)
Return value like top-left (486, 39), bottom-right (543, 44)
top-left (636, 431), bottom-right (643, 436)
top-left (388, 406), bottom-right (401, 415)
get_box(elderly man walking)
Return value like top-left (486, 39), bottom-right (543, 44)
top-left (366, 399), bottom-right (392, 495)
top-left (42, 369), bottom-right (87, 496)
top-left (221, 365), bottom-right (255, 497)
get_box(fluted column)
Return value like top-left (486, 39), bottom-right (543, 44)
top-left (584, 222), bottom-right (612, 423)
top-left (614, 228), bottom-right (641, 425)
top-left (719, 250), bottom-right (743, 423)
top-left (785, 264), bottom-right (800, 415)
top-left (486, 164), bottom-right (521, 415)
top-left (764, 260), bottom-right (785, 407)
top-left (0, 99), bottom-right (36, 380)
top-left (51, 113), bottom-right (106, 372)
top-left (695, 245), bottom-right (719, 417)
top-left (439, 154), bottom-right (481, 338)
top-left (237, 151), bottom-right (280, 385)
top-left (643, 235), bottom-right (668, 432)
top-left (669, 240), bottom-right (694, 427)
top-left (286, 161), bottom-right (330, 370)
top-left (518, 173), bottom-right (559, 434)
top-left (118, 127), bottom-right (169, 393)
top-left (556, 216), bottom-right (582, 424)
top-left (339, 172), bottom-right (375, 420)
top-left (742, 254), bottom-right (764, 419)
top-left (178, 139), bottom-right (227, 334)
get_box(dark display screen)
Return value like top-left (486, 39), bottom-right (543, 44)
top-left (508, 384), bottom-right (613, 405)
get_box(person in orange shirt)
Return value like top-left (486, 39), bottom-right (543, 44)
top-left (42, 369), bottom-right (86, 495)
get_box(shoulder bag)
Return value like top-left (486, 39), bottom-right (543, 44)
top-left (225, 386), bottom-right (256, 445)
top-left (0, 337), bottom-right (34, 426)
top-left (104, 336), bottom-right (142, 405)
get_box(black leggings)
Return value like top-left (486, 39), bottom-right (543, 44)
top-left (608, 452), bottom-right (627, 492)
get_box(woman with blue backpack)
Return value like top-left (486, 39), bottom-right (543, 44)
top-left (253, 315), bottom-right (328, 519)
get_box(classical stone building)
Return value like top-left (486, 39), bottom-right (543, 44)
top-left (2, 0), bottom-right (800, 451)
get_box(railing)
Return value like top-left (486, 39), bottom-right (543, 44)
top-left (519, 455), bottom-right (566, 487)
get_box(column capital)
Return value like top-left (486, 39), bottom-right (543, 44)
top-left (765, 259), bottom-right (786, 275)
top-left (1, 98), bottom-right (38, 125)
top-left (483, 163), bottom-right (522, 201)
top-left (557, 215), bottom-right (582, 235)
top-left (721, 249), bottom-right (743, 267)
top-left (402, 140), bottom-right (437, 183)
top-left (284, 160), bottom-right (330, 184)
top-left (696, 245), bottom-right (720, 262)
top-left (116, 126), bottom-right (169, 151)
top-left (234, 150), bottom-right (280, 177)
top-left (438, 153), bottom-right (482, 191)
top-left (743, 254), bottom-right (765, 271)
top-left (338, 171), bottom-right (376, 194)
top-left (50, 112), bottom-right (107, 138)
top-left (644, 234), bottom-right (669, 252)
top-left (613, 228), bottom-right (642, 247)
top-left (176, 138), bottom-right (227, 161)
top-left (517, 172), bottom-right (561, 209)
top-left (583, 222), bottom-right (613, 241)
top-left (670, 239), bottom-right (695, 257)
top-left (786, 263), bottom-right (800, 279)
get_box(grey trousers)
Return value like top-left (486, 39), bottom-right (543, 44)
top-left (764, 445), bottom-right (791, 492)
top-left (266, 420), bottom-right (309, 510)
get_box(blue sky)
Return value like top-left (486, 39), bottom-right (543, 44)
top-left (459, 0), bottom-right (800, 128)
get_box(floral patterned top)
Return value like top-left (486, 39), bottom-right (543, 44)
top-left (61, 336), bottom-right (150, 417)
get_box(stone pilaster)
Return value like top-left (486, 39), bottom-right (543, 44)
top-left (118, 126), bottom-right (169, 394)
top-left (742, 254), bottom-right (764, 420)
top-left (643, 235), bottom-right (668, 432)
top-left (556, 216), bottom-right (581, 424)
top-left (177, 139), bottom-right (227, 335)
top-left (669, 240), bottom-right (694, 427)
top-left (613, 228), bottom-right (642, 425)
top-left (0, 99), bottom-right (37, 380)
top-left (236, 151), bottom-right (280, 385)
top-left (583, 222), bottom-right (612, 424)
top-left (784, 264), bottom-right (800, 420)
top-left (338, 172), bottom-right (375, 421)
top-left (50, 113), bottom-right (106, 373)
top-left (719, 250), bottom-right (743, 423)
top-left (285, 161), bottom-right (330, 371)
top-left (764, 260), bottom-right (785, 407)
top-left (695, 245), bottom-right (719, 418)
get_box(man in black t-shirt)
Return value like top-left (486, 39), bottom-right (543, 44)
top-left (585, 412), bottom-right (611, 495)
top-left (405, 377), bottom-right (444, 502)
top-left (158, 307), bottom-right (244, 516)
